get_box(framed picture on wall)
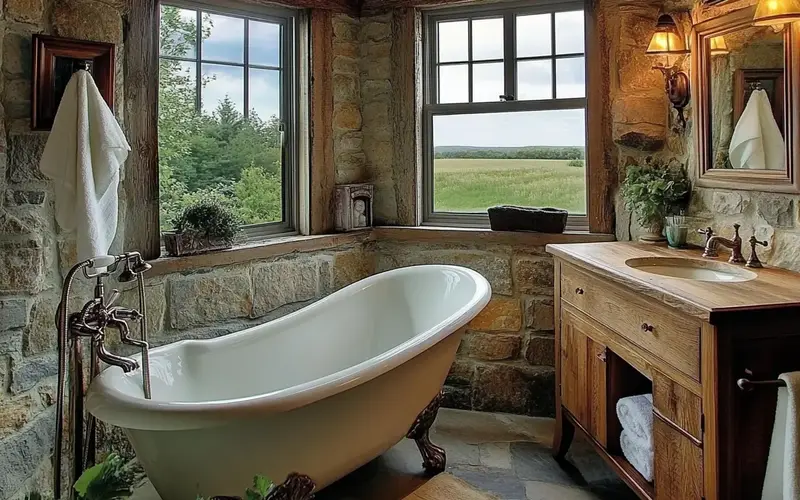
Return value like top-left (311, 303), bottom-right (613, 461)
top-left (32, 35), bottom-right (115, 130)
top-left (733, 68), bottom-right (785, 135)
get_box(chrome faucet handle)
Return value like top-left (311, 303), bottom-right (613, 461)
top-left (746, 236), bottom-right (768, 269)
top-left (105, 289), bottom-right (121, 308)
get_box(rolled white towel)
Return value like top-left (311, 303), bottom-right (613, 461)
top-left (621, 429), bottom-right (654, 482)
top-left (616, 394), bottom-right (653, 441)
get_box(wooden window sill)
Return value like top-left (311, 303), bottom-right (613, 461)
top-left (372, 226), bottom-right (615, 246)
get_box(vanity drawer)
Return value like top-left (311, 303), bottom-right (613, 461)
top-left (560, 264), bottom-right (701, 381)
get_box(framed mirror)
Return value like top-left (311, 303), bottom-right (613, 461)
top-left (693, 6), bottom-right (800, 193)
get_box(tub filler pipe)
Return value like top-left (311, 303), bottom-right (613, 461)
top-left (53, 252), bottom-right (153, 499)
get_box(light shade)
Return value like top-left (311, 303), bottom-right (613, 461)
top-left (754, 0), bottom-right (800, 26)
top-left (646, 14), bottom-right (688, 55)
top-left (710, 36), bottom-right (730, 55)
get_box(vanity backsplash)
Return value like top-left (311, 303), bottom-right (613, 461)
top-left (606, 0), bottom-right (800, 272)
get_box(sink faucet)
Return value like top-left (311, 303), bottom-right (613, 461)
top-left (702, 223), bottom-right (745, 263)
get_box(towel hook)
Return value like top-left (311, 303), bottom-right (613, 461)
top-left (74, 59), bottom-right (93, 73)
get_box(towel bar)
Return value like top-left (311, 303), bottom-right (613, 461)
top-left (736, 378), bottom-right (787, 391)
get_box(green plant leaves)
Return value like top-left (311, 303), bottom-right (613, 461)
top-left (245, 475), bottom-right (274, 500)
top-left (174, 200), bottom-right (241, 243)
top-left (621, 158), bottom-right (690, 230)
top-left (73, 454), bottom-right (142, 500)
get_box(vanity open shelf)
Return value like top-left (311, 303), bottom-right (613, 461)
top-left (548, 242), bottom-right (800, 500)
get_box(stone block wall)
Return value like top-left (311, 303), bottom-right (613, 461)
top-left (607, 0), bottom-right (800, 274)
top-left (0, 7), bottom-right (375, 499)
top-left (359, 14), bottom-right (397, 224)
top-left (0, 1), bottom-right (129, 498)
top-left (376, 241), bottom-right (557, 417)
top-left (332, 14), bottom-right (367, 184)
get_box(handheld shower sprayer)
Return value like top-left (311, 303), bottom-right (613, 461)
top-left (53, 251), bottom-right (153, 500)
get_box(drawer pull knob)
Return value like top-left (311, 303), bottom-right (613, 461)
top-left (641, 323), bottom-right (654, 333)
top-left (575, 287), bottom-right (585, 295)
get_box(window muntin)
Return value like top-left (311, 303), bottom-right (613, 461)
top-left (158, 2), bottom-right (297, 239)
top-left (424, 2), bottom-right (588, 228)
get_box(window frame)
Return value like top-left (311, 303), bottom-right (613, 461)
top-left (421, 0), bottom-right (589, 230)
top-left (158, 0), bottom-right (301, 241)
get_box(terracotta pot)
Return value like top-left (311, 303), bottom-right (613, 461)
top-left (639, 221), bottom-right (666, 243)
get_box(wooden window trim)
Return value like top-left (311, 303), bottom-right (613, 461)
top-left (420, 0), bottom-right (604, 232)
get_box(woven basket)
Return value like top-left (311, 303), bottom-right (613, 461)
top-left (488, 206), bottom-right (568, 233)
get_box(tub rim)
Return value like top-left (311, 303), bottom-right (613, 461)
top-left (86, 265), bottom-right (491, 428)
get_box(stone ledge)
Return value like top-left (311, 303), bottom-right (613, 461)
top-left (148, 230), bottom-right (372, 277)
top-left (149, 226), bottom-right (615, 277)
top-left (374, 226), bottom-right (616, 246)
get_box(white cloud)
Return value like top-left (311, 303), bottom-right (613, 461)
top-left (438, 21), bottom-right (468, 63)
top-left (203, 14), bottom-right (244, 63)
top-left (432, 13), bottom-right (586, 145)
top-left (434, 109), bottom-right (585, 147)
top-left (202, 64), bottom-right (244, 114)
top-left (249, 69), bottom-right (281, 119)
top-left (517, 14), bottom-right (551, 58)
top-left (555, 11), bottom-right (584, 55)
top-left (249, 21), bottom-right (281, 67)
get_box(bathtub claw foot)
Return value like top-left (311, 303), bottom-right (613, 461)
top-left (265, 473), bottom-right (315, 500)
top-left (407, 391), bottom-right (446, 475)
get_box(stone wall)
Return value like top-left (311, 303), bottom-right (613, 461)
top-left (332, 13), bottom-right (366, 184)
top-left (0, 1), bottom-right (127, 498)
top-left (607, 0), bottom-right (800, 274)
top-left (0, 7), bottom-right (375, 499)
top-left (376, 241), bottom-right (557, 417)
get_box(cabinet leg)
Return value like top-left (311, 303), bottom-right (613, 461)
top-left (552, 411), bottom-right (575, 460)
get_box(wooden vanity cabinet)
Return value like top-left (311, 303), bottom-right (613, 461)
top-left (548, 243), bottom-right (800, 500)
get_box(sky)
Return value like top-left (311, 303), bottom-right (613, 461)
top-left (435, 10), bottom-right (586, 147)
top-left (162, 7), bottom-right (586, 148)
top-left (164, 8), bottom-right (283, 121)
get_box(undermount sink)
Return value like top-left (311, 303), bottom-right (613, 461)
top-left (625, 257), bottom-right (758, 283)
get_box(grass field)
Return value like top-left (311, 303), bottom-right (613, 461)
top-left (433, 159), bottom-right (587, 214)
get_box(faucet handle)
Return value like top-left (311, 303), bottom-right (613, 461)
top-left (746, 236), bottom-right (768, 269)
top-left (697, 226), bottom-right (714, 243)
top-left (105, 289), bottom-right (121, 308)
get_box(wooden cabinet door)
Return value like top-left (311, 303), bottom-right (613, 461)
top-left (560, 310), bottom-right (608, 446)
top-left (561, 314), bottom-right (589, 424)
top-left (654, 415), bottom-right (703, 500)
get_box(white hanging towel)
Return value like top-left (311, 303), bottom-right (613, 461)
top-left (762, 372), bottom-right (800, 500)
top-left (729, 89), bottom-right (784, 171)
top-left (39, 70), bottom-right (130, 263)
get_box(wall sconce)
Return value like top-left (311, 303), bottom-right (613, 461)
top-left (647, 14), bottom-right (691, 128)
top-left (709, 36), bottom-right (730, 55)
top-left (754, 0), bottom-right (800, 29)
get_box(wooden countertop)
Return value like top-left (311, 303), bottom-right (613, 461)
top-left (546, 241), bottom-right (800, 322)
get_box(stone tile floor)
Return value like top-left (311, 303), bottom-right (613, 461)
top-left (133, 409), bottom-right (639, 500)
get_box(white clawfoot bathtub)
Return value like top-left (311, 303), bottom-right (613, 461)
top-left (86, 265), bottom-right (491, 499)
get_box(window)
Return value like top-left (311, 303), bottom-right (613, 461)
top-left (158, 1), bottom-right (298, 239)
top-left (423, 2), bottom-right (588, 228)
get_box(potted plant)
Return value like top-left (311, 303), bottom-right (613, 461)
top-left (621, 158), bottom-right (690, 243)
top-left (163, 200), bottom-right (240, 257)
top-left (26, 453), bottom-right (278, 500)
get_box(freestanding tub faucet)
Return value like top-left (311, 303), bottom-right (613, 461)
top-left (53, 252), bottom-right (153, 500)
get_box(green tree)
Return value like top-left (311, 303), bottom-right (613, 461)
top-left (158, 6), bottom-right (283, 231)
